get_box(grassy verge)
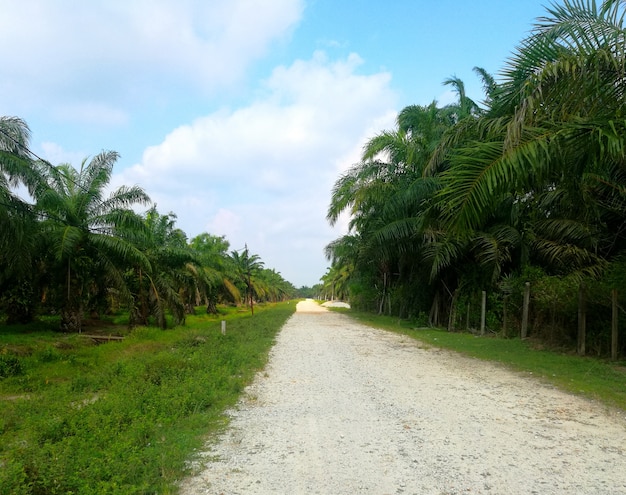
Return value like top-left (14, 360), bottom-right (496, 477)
top-left (0, 302), bottom-right (294, 494)
top-left (341, 309), bottom-right (626, 412)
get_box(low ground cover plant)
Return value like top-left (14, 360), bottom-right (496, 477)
top-left (0, 302), bottom-right (294, 494)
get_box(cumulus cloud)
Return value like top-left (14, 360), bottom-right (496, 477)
top-left (39, 142), bottom-right (87, 167)
top-left (0, 0), bottom-right (304, 122)
top-left (3, 0), bottom-right (400, 286)
top-left (114, 51), bottom-right (397, 286)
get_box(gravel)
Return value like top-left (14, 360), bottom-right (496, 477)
top-left (180, 299), bottom-right (626, 494)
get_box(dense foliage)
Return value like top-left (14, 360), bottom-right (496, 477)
top-left (325, 0), bottom-right (626, 357)
top-left (0, 120), bottom-right (296, 331)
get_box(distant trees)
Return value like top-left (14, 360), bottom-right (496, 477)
top-left (325, 0), bottom-right (626, 355)
top-left (0, 120), bottom-right (294, 330)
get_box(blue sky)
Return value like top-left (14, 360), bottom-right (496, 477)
top-left (1, 0), bottom-right (550, 287)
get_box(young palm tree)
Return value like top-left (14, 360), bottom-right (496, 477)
top-left (131, 207), bottom-right (197, 328)
top-left (189, 233), bottom-right (240, 314)
top-left (230, 246), bottom-right (264, 315)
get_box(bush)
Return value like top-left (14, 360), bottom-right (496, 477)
top-left (0, 354), bottom-right (23, 378)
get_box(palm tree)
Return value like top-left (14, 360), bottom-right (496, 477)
top-left (254, 268), bottom-right (294, 303)
top-left (442, 75), bottom-right (481, 121)
top-left (189, 233), bottom-right (240, 314)
top-left (34, 151), bottom-right (150, 332)
top-left (230, 245), bottom-right (264, 315)
top-left (0, 117), bottom-right (41, 323)
top-left (436, 0), bottom-right (626, 279)
top-left (130, 207), bottom-right (198, 328)
top-left (327, 101), bottom-right (459, 316)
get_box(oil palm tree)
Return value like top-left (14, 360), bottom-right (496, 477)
top-left (0, 117), bottom-right (41, 322)
top-left (230, 245), bottom-right (264, 314)
top-left (130, 207), bottom-right (197, 328)
top-left (436, 0), bottom-right (626, 279)
top-left (189, 233), bottom-right (240, 314)
top-left (327, 102), bottom-right (458, 315)
top-left (34, 151), bottom-right (150, 332)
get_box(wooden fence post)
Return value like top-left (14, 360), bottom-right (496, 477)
top-left (612, 289), bottom-right (618, 361)
top-left (480, 291), bottom-right (486, 336)
top-left (578, 284), bottom-right (586, 356)
top-left (503, 294), bottom-right (508, 337)
top-left (448, 290), bottom-right (458, 332)
top-left (521, 282), bottom-right (530, 339)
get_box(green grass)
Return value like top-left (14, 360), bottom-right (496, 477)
top-left (342, 309), bottom-right (626, 412)
top-left (0, 302), bottom-right (295, 494)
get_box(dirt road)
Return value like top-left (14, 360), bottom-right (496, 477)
top-left (180, 300), bottom-right (626, 494)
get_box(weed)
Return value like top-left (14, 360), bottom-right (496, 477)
top-left (0, 354), bottom-right (23, 378)
top-left (0, 302), bottom-right (295, 494)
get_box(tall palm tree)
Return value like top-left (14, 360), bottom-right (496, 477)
top-left (34, 151), bottom-right (150, 332)
top-left (442, 75), bottom-right (481, 121)
top-left (437, 0), bottom-right (626, 279)
top-left (327, 102), bottom-right (459, 316)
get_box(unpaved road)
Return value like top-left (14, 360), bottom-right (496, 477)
top-left (181, 300), bottom-right (626, 494)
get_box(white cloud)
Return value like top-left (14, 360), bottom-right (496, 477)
top-left (39, 142), bottom-right (87, 167)
top-left (114, 51), bottom-right (397, 286)
top-left (0, 0), bottom-right (304, 120)
top-left (207, 208), bottom-right (243, 242)
top-left (437, 89), bottom-right (458, 107)
top-left (53, 103), bottom-right (130, 127)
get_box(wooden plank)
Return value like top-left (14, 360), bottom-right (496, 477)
top-left (81, 334), bottom-right (124, 344)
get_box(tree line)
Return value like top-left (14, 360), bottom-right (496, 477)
top-left (324, 0), bottom-right (626, 356)
top-left (0, 120), bottom-right (295, 332)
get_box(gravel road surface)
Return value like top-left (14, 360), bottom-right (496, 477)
top-left (180, 300), bottom-right (626, 494)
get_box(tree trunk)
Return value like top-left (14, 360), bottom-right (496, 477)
top-left (206, 293), bottom-right (218, 315)
top-left (447, 290), bottom-right (458, 332)
top-left (60, 304), bottom-right (83, 333)
top-left (139, 268), bottom-right (148, 324)
top-left (502, 295), bottom-right (508, 337)
top-left (429, 292), bottom-right (440, 327)
top-left (378, 272), bottom-right (387, 315)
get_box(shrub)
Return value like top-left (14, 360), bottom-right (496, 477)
top-left (0, 354), bottom-right (23, 378)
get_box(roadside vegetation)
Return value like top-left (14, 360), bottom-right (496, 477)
top-left (323, 0), bottom-right (626, 360)
top-left (0, 113), bottom-right (303, 493)
top-left (0, 302), bottom-right (294, 494)
top-left (0, 121), bottom-right (298, 332)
